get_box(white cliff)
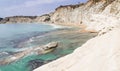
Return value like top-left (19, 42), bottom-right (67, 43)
top-left (50, 0), bottom-right (120, 32)
top-left (1, 0), bottom-right (120, 32)
top-left (34, 25), bottom-right (120, 71)
top-left (34, 0), bottom-right (120, 71)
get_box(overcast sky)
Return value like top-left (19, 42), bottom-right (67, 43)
top-left (0, 0), bottom-right (87, 17)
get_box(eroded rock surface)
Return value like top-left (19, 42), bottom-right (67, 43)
top-left (0, 16), bottom-right (37, 23)
top-left (34, 28), bottom-right (120, 71)
top-left (0, 42), bottom-right (58, 65)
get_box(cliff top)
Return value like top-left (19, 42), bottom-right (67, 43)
top-left (88, 0), bottom-right (115, 2)
top-left (55, 3), bottom-right (84, 10)
top-left (5, 16), bottom-right (37, 19)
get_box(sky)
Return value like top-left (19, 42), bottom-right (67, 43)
top-left (0, 0), bottom-right (87, 18)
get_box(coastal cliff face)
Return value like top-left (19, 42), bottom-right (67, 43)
top-left (50, 4), bottom-right (83, 24)
top-left (0, 15), bottom-right (51, 24)
top-left (34, 0), bottom-right (120, 71)
top-left (34, 14), bottom-right (52, 23)
top-left (0, 0), bottom-right (120, 32)
top-left (50, 0), bottom-right (120, 31)
top-left (0, 0), bottom-right (120, 71)
top-left (34, 27), bottom-right (120, 71)
top-left (0, 16), bottom-right (37, 23)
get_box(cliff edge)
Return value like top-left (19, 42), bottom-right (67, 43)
top-left (0, 0), bottom-right (120, 32)
top-left (50, 0), bottom-right (120, 32)
top-left (34, 0), bottom-right (120, 71)
top-left (0, 16), bottom-right (37, 23)
top-left (34, 26), bottom-right (120, 71)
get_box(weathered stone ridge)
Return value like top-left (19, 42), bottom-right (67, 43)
top-left (0, 14), bottom-right (52, 24)
top-left (34, 14), bottom-right (52, 23)
top-left (0, 16), bottom-right (37, 23)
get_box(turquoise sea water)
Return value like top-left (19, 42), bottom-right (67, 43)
top-left (0, 24), bottom-right (55, 52)
top-left (0, 23), bottom-right (57, 71)
top-left (0, 23), bottom-right (96, 71)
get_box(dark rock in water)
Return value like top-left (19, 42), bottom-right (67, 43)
top-left (28, 59), bottom-right (44, 70)
top-left (27, 59), bottom-right (52, 70)
top-left (0, 18), bottom-right (3, 22)
top-left (27, 59), bottom-right (45, 71)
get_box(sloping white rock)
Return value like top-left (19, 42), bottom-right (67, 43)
top-left (34, 28), bottom-right (120, 71)
top-left (85, 14), bottom-right (120, 31)
top-left (50, 0), bottom-right (120, 32)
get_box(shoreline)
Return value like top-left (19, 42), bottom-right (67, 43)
top-left (0, 24), bottom-right (96, 71)
top-left (0, 22), bottom-right (98, 34)
top-left (34, 28), bottom-right (120, 71)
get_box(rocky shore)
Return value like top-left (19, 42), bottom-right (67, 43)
top-left (0, 0), bottom-right (119, 32)
top-left (0, 42), bottom-right (58, 65)
top-left (33, 0), bottom-right (120, 71)
top-left (0, 0), bottom-right (120, 71)
top-left (34, 27), bottom-right (120, 71)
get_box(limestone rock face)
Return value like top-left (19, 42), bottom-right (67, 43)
top-left (0, 16), bottom-right (37, 23)
top-left (51, 4), bottom-right (84, 25)
top-left (0, 0), bottom-right (120, 32)
top-left (33, 0), bottom-right (120, 71)
top-left (34, 14), bottom-right (51, 23)
top-left (0, 14), bottom-right (52, 24)
top-left (34, 28), bottom-right (120, 71)
top-left (50, 0), bottom-right (120, 32)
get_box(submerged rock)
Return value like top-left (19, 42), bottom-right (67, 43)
top-left (28, 59), bottom-right (52, 71)
top-left (0, 42), bottom-right (58, 65)
top-left (45, 42), bottom-right (58, 49)
top-left (34, 42), bottom-right (58, 54)
top-left (28, 59), bottom-right (44, 70)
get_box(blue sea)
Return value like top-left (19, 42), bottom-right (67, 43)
top-left (0, 23), bottom-right (95, 71)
